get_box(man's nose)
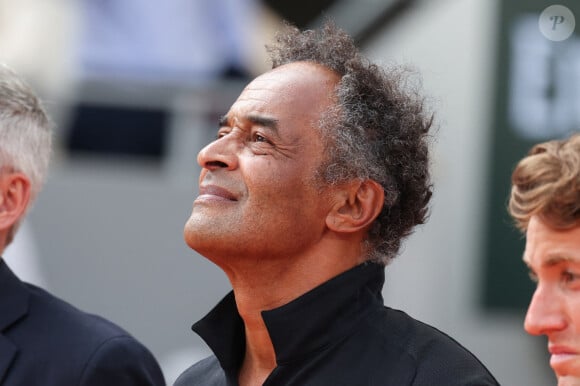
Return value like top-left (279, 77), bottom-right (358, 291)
top-left (197, 136), bottom-right (239, 171)
top-left (524, 285), bottom-right (567, 336)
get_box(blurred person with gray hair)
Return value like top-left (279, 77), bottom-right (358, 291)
top-left (509, 132), bottom-right (580, 386)
top-left (0, 65), bottom-right (165, 386)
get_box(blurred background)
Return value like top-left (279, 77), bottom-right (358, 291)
top-left (1, 0), bottom-right (579, 384)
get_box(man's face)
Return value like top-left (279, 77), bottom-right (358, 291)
top-left (184, 62), bottom-right (340, 265)
top-left (524, 215), bottom-right (580, 384)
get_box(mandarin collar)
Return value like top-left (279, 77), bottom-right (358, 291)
top-left (192, 262), bottom-right (385, 372)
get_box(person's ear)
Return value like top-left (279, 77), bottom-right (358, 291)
top-left (0, 172), bottom-right (31, 230)
top-left (326, 179), bottom-right (384, 233)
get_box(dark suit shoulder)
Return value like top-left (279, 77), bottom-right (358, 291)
top-left (174, 356), bottom-right (225, 386)
top-left (3, 283), bottom-right (165, 386)
top-left (23, 283), bottom-right (133, 343)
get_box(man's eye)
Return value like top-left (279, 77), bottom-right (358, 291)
top-left (217, 131), bottom-right (228, 139)
top-left (562, 270), bottom-right (580, 284)
top-left (253, 133), bottom-right (268, 143)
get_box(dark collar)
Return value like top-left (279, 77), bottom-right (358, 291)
top-left (192, 262), bottom-right (385, 372)
top-left (0, 259), bottom-right (29, 332)
top-left (0, 259), bottom-right (30, 382)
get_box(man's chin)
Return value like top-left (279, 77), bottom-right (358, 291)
top-left (182, 218), bottom-right (207, 250)
top-left (183, 220), bottom-right (224, 257)
top-left (558, 375), bottom-right (580, 386)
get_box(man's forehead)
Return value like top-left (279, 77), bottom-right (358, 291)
top-left (523, 219), bottom-right (580, 268)
top-left (250, 62), bottom-right (339, 89)
top-left (233, 62), bottom-right (339, 116)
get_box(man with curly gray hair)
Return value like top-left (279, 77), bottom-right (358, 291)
top-left (177, 22), bottom-right (498, 385)
top-left (509, 132), bottom-right (580, 386)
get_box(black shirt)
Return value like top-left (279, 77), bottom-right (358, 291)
top-left (175, 262), bottom-right (499, 385)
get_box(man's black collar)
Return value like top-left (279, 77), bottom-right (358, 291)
top-left (192, 261), bottom-right (385, 373)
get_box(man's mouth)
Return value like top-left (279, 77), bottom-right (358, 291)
top-left (196, 185), bottom-right (238, 202)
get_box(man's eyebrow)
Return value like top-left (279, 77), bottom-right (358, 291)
top-left (522, 252), bottom-right (580, 268)
top-left (246, 114), bottom-right (279, 132)
top-left (543, 254), bottom-right (580, 267)
top-left (218, 114), bottom-right (279, 132)
top-left (218, 115), bottom-right (228, 127)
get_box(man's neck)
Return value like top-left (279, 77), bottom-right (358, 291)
top-left (221, 248), bottom-right (363, 385)
top-left (237, 321), bottom-right (277, 386)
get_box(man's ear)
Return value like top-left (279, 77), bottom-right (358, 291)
top-left (325, 179), bottom-right (384, 234)
top-left (0, 172), bottom-right (31, 230)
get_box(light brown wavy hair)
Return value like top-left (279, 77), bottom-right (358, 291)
top-left (508, 132), bottom-right (580, 232)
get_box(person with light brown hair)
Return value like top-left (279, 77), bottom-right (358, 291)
top-left (509, 132), bottom-right (580, 386)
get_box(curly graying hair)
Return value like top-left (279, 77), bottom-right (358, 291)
top-left (509, 133), bottom-right (580, 232)
top-left (267, 21), bottom-right (433, 265)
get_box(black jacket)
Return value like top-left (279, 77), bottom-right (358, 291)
top-left (0, 259), bottom-right (165, 386)
top-left (175, 262), bottom-right (499, 385)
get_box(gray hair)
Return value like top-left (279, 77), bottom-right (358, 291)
top-left (0, 65), bottom-right (52, 202)
top-left (267, 21), bottom-right (433, 265)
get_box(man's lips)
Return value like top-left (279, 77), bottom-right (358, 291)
top-left (549, 344), bottom-right (579, 373)
top-left (196, 185), bottom-right (238, 201)
top-left (550, 344), bottom-right (578, 356)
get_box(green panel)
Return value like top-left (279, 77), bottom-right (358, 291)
top-left (482, 0), bottom-right (580, 310)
